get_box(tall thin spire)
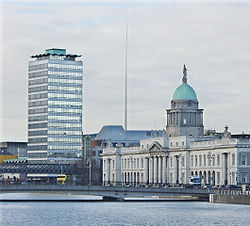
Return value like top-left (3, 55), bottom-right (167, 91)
top-left (182, 64), bottom-right (187, 83)
top-left (124, 24), bottom-right (128, 132)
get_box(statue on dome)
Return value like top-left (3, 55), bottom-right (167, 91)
top-left (182, 64), bottom-right (187, 83)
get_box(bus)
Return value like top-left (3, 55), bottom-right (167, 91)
top-left (189, 176), bottom-right (201, 187)
top-left (57, 175), bottom-right (72, 185)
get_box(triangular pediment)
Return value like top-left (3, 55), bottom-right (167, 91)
top-left (148, 141), bottom-right (163, 152)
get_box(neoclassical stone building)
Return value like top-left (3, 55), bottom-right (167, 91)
top-left (102, 66), bottom-right (250, 186)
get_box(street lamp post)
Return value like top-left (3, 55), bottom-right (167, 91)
top-left (86, 160), bottom-right (91, 187)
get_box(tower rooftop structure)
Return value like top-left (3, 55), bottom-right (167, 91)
top-left (31, 48), bottom-right (81, 59)
top-left (166, 65), bottom-right (204, 137)
top-left (173, 65), bottom-right (197, 100)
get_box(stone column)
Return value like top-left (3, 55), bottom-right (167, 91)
top-left (149, 157), bottom-right (153, 184)
top-left (162, 156), bottom-right (166, 185)
top-left (158, 156), bottom-right (162, 184)
top-left (154, 156), bottom-right (158, 185)
top-left (145, 157), bottom-right (149, 184)
top-left (107, 158), bottom-right (111, 184)
top-left (174, 156), bottom-right (179, 184)
top-left (167, 156), bottom-right (170, 183)
top-left (222, 153), bottom-right (228, 185)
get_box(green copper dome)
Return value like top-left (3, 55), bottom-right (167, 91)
top-left (173, 83), bottom-right (197, 100)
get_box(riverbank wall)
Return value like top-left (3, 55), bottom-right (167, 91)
top-left (209, 194), bottom-right (250, 205)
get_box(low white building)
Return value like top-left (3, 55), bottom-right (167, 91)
top-left (102, 66), bottom-right (250, 187)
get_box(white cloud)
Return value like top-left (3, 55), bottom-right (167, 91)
top-left (1, 1), bottom-right (250, 141)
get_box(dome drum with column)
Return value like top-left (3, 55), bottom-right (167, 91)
top-left (171, 99), bottom-right (198, 110)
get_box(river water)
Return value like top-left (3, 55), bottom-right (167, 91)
top-left (0, 193), bottom-right (250, 226)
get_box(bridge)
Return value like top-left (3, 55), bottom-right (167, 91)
top-left (0, 163), bottom-right (74, 174)
top-left (0, 185), bottom-right (219, 201)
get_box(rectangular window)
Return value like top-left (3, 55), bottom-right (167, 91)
top-left (232, 172), bottom-right (235, 184)
top-left (204, 155), bottom-right (206, 166)
top-left (199, 155), bottom-right (202, 167)
top-left (242, 173), bottom-right (247, 183)
top-left (191, 156), bottom-right (194, 167)
top-left (181, 172), bottom-right (185, 183)
top-left (217, 154), bottom-right (220, 166)
top-left (170, 157), bottom-right (173, 167)
top-left (112, 160), bottom-right (115, 169)
top-left (217, 172), bottom-right (220, 184)
top-left (232, 154), bottom-right (235, 165)
top-left (195, 156), bottom-right (198, 167)
top-left (241, 155), bottom-right (246, 165)
top-left (208, 156), bottom-right (211, 166)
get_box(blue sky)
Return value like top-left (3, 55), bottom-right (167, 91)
top-left (1, 0), bottom-right (250, 141)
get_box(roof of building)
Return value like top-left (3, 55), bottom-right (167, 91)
top-left (173, 83), bottom-right (197, 100)
top-left (4, 157), bottom-right (27, 163)
top-left (94, 125), bottom-right (151, 141)
top-left (172, 65), bottom-right (197, 100)
top-left (31, 48), bottom-right (81, 58)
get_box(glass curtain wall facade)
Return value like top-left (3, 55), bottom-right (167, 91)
top-left (28, 48), bottom-right (83, 163)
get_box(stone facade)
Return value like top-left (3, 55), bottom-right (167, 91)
top-left (102, 66), bottom-right (250, 187)
top-left (102, 134), bottom-right (250, 186)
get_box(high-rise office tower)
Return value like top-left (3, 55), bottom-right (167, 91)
top-left (28, 48), bottom-right (83, 163)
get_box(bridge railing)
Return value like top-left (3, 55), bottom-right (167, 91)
top-left (219, 188), bottom-right (250, 196)
top-left (101, 181), bottom-right (217, 190)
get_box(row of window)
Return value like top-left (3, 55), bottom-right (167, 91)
top-left (28, 153), bottom-right (47, 158)
top-left (48, 92), bottom-right (81, 100)
top-left (190, 154), bottom-right (221, 168)
top-left (29, 92), bottom-right (47, 100)
top-left (47, 137), bottom-right (82, 143)
top-left (48, 145), bottom-right (82, 150)
top-left (168, 157), bottom-right (183, 168)
top-left (28, 145), bottom-right (47, 151)
top-left (48, 63), bottom-right (82, 70)
top-left (29, 114), bottom-right (82, 123)
top-left (47, 122), bottom-right (82, 128)
top-left (29, 107), bottom-right (47, 115)
top-left (29, 78), bottom-right (48, 86)
top-left (48, 115), bottom-right (82, 122)
top-left (28, 122), bottom-right (47, 129)
top-left (28, 150), bottom-right (82, 159)
top-left (48, 100), bottom-right (82, 107)
top-left (28, 138), bottom-right (47, 144)
top-left (29, 63), bottom-right (48, 71)
top-left (48, 107), bottom-right (82, 114)
top-left (48, 70), bottom-right (82, 77)
top-left (29, 100), bottom-right (47, 107)
top-left (48, 78), bottom-right (82, 85)
top-left (29, 85), bottom-right (48, 93)
top-left (28, 130), bottom-right (47, 136)
top-left (170, 141), bottom-right (185, 147)
top-left (104, 158), bottom-right (145, 170)
top-left (48, 130), bottom-right (82, 136)
top-left (29, 115), bottom-right (47, 122)
top-left (28, 129), bottom-right (82, 137)
top-left (48, 86), bottom-right (81, 93)
top-left (29, 70), bottom-right (47, 79)
top-left (47, 151), bottom-right (82, 158)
